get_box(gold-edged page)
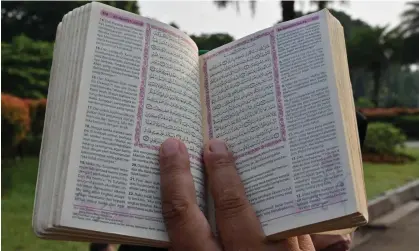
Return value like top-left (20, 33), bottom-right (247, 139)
top-left (200, 9), bottom-right (358, 237)
top-left (58, 2), bottom-right (203, 243)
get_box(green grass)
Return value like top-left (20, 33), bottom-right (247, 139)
top-left (2, 149), bottom-right (419, 251)
top-left (1, 158), bottom-right (87, 251)
top-left (363, 148), bottom-right (419, 199)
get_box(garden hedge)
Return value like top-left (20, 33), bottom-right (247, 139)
top-left (358, 108), bottom-right (419, 140)
top-left (1, 93), bottom-right (31, 158)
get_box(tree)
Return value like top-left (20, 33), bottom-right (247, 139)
top-left (1, 35), bottom-right (53, 98)
top-left (280, 1), bottom-right (296, 21)
top-left (347, 26), bottom-right (402, 106)
top-left (169, 22), bottom-right (180, 29)
top-left (400, 1), bottom-right (419, 35)
top-left (399, 1), bottom-right (419, 64)
top-left (190, 33), bottom-right (234, 50)
top-left (165, 23), bottom-right (234, 50)
top-left (214, 0), bottom-right (258, 17)
top-left (1, 1), bottom-right (140, 42)
top-left (310, 1), bottom-right (347, 11)
top-left (329, 9), bottom-right (369, 40)
top-left (401, 33), bottom-right (419, 64)
top-left (214, 0), bottom-right (295, 22)
top-left (214, 1), bottom-right (347, 23)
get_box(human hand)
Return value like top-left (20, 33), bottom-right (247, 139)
top-left (311, 234), bottom-right (353, 251)
top-left (158, 138), bottom-right (316, 251)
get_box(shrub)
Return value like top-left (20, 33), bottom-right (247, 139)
top-left (363, 122), bottom-right (407, 155)
top-left (1, 35), bottom-right (53, 98)
top-left (1, 93), bottom-right (31, 158)
top-left (21, 134), bottom-right (43, 156)
top-left (358, 108), bottom-right (419, 139)
top-left (25, 98), bottom-right (47, 136)
top-left (355, 97), bottom-right (375, 108)
top-left (19, 98), bottom-right (47, 156)
top-left (358, 107), bottom-right (419, 117)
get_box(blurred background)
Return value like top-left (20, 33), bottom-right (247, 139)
top-left (1, 1), bottom-right (419, 251)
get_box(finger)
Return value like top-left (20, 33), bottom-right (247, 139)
top-left (297, 235), bottom-right (315, 251)
top-left (280, 235), bottom-right (315, 251)
top-left (203, 139), bottom-right (265, 249)
top-left (159, 138), bottom-right (219, 251)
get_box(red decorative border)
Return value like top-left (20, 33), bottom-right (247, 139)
top-left (277, 15), bottom-right (319, 32)
top-left (100, 10), bottom-right (144, 27)
top-left (133, 24), bottom-right (201, 162)
top-left (134, 24), bottom-right (153, 150)
top-left (202, 30), bottom-right (287, 159)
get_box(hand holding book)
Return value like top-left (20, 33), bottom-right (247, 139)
top-left (94, 137), bottom-right (353, 251)
top-left (33, 2), bottom-right (368, 247)
top-left (158, 137), bottom-right (315, 251)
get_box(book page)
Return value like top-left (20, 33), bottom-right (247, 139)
top-left (59, 3), bottom-right (203, 242)
top-left (201, 10), bottom-right (356, 235)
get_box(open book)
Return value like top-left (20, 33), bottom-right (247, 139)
top-left (33, 2), bottom-right (368, 247)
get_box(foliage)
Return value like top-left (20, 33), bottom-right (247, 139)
top-left (25, 98), bottom-right (47, 136)
top-left (346, 25), bottom-right (403, 106)
top-left (19, 98), bottom-right (47, 156)
top-left (1, 93), bottom-right (31, 158)
top-left (214, 0), bottom-right (295, 21)
top-left (190, 33), bottom-right (235, 51)
top-left (401, 33), bottom-right (419, 64)
top-left (169, 22), bottom-right (179, 29)
top-left (359, 108), bottom-right (419, 139)
top-left (214, 0), bottom-right (258, 17)
top-left (360, 108), bottom-right (419, 140)
top-left (1, 95), bottom-right (47, 158)
top-left (399, 1), bottom-right (419, 64)
top-left (1, 35), bottom-right (53, 98)
top-left (400, 1), bottom-right (419, 36)
top-left (363, 122), bottom-right (407, 155)
top-left (214, 1), bottom-right (344, 22)
top-left (280, 1), bottom-right (296, 21)
top-left (329, 9), bottom-right (370, 40)
top-left (355, 97), bottom-right (375, 108)
top-left (359, 107), bottom-right (419, 117)
top-left (1, 1), bottom-right (140, 42)
top-left (310, 1), bottom-right (348, 10)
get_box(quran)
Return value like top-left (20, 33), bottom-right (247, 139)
top-left (33, 2), bottom-right (368, 247)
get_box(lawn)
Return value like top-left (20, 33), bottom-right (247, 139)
top-left (2, 149), bottom-right (419, 251)
top-left (363, 147), bottom-right (419, 199)
top-left (1, 158), bottom-right (87, 251)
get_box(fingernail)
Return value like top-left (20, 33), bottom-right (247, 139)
top-left (162, 139), bottom-right (179, 156)
top-left (209, 139), bottom-right (228, 153)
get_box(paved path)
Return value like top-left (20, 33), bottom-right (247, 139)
top-left (353, 209), bottom-right (419, 251)
top-left (406, 141), bottom-right (419, 148)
